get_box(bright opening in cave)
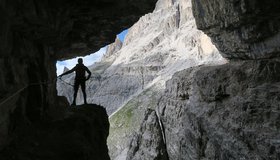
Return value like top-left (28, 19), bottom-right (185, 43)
top-left (56, 47), bottom-right (107, 75)
top-left (56, 29), bottom-right (128, 75)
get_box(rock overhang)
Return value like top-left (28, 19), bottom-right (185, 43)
top-left (0, 0), bottom-right (157, 145)
top-left (1, 0), bottom-right (157, 60)
top-left (191, 0), bottom-right (280, 60)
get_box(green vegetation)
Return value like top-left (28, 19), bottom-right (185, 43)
top-left (107, 84), bottom-right (165, 158)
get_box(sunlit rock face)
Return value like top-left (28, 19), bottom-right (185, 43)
top-left (101, 38), bottom-right (123, 62)
top-left (0, 0), bottom-right (156, 156)
top-left (124, 0), bottom-right (280, 160)
top-left (56, 0), bottom-right (225, 159)
top-left (58, 0), bottom-right (225, 115)
top-left (192, 0), bottom-right (280, 59)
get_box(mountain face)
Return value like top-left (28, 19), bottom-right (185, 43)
top-left (57, 0), bottom-right (224, 115)
top-left (101, 38), bottom-right (123, 62)
top-left (125, 0), bottom-right (280, 159)
top-left (56, 0), bottom-right (280, 159)
top-left (168, 61), bottom-right (280, 159)
top-left (63, 67), bottom-right (70, 73)
top-left (129, 60), bottom-right (280, 160)
top-left (57, 0), bottom-right (225, 159)
top-left (126, 109), bottom-right (169, 160)
top-left (2, 0), bottom-right (277, 158)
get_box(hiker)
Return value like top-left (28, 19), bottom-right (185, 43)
top-left (58, 58), bottom-right (91, 106)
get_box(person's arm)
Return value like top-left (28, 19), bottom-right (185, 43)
top-left (85, 67), bottom-right (91, 80)
top-left (58, 66), bottom-right (76, 77)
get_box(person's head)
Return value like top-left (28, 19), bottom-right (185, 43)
top-left (78, 58), bottom-right (83, 64)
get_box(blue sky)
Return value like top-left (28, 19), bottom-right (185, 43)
top-left (56, 29), bottom-right (128, 75)
top-left (117, 29), bottom-right (128, 42)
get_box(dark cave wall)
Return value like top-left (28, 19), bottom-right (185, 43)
top-left (0, 0), bottom-right (156, 152)
top-left (1, 0), bottom-right (157, 59)
top-left (0, 31), bottom-right (57, 149)
top-left (0, 105), bottom-right (111, 160)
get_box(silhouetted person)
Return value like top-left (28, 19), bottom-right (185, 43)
top-left (59, 58), bottom-right (91, 106)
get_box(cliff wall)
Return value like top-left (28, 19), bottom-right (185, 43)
top-left (126, 0), bottom-right (280, 159)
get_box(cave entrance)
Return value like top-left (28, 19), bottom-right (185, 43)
top-left (56, 29), bottom-right (128, 105)
top-left (56, 29), bottom-right (128, 76)
top-left (56, 47), bottom-right (107, 76)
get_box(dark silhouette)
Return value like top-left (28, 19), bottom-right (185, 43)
top-left (59, 58), bottom-right (91, 106)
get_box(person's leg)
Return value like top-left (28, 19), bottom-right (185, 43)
top-left (81, 80), bottom-right (87, 104)
top-left (72, 81), bottom-right (79, 105)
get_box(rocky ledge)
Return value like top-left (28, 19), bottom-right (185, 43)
top-left (0, 104), bottom-right (110, 160)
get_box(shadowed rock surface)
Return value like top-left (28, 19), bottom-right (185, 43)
top-left (157, 60), bottom-right (280, 159)
top-left (192, 0), bottom-right (280, 59)
top-left (122, 0), bottom-right (280, 160)
top-left (0, 0), bottom-right (156, 158)
top-left (0, 104), bottom-right (110, 160)
top-left (126, 109), bottom-right (169, 160)
top-left (57, 0), bottom-right (225, 159)
top-left (0, 0), bottom-right (157, 59)
top-left (1, 0), bottom-right (280, 159)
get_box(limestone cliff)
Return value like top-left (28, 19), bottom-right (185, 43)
top-left (154, 60), bottom-right (280, 159)
top-left (57, 0), bottom-right (225, 114)
top-left (102, 38), bottom-right (123, 62)
top-left (63, 66), bottom-right (70, 73)
top-left (126, 109), bottom-right (168, 160)
top-left (56, 0), bottom-right (280, 159)
top-left (108, 0), bottom-right (225, 159)
top-left (58, 0), bottom-right (225, 159)
top-left (126, 0), bottom-right (280, 160)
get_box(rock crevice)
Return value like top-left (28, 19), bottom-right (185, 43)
top-left (126, 109), bottom-right (169, 160)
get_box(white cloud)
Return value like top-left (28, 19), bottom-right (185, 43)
top-left (56, 46), bottom-right (107, 75)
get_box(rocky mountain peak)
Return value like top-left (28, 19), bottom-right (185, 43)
top-left (101, 37), bottom-right (123, 62)
top-left (154, 0), bottom-right (173, 11)
top-left (63, 67), bottom-right (70, 73)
